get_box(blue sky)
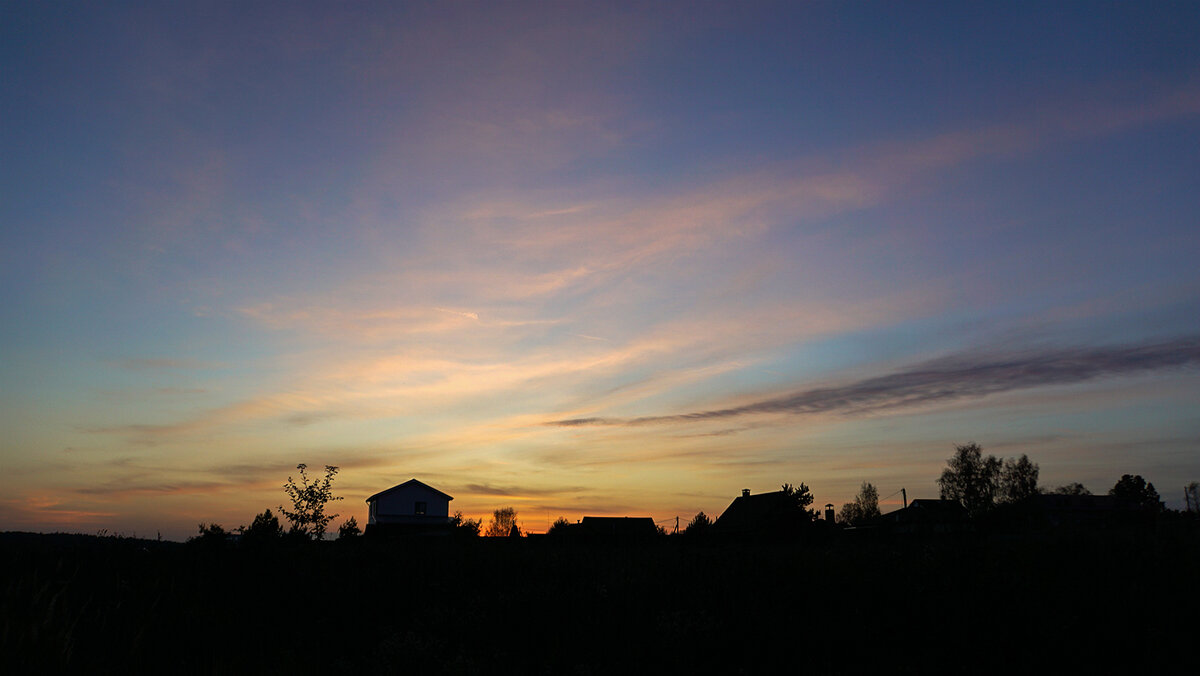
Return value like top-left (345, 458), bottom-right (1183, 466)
top-left (2, 2), bottom-right (1199, 538)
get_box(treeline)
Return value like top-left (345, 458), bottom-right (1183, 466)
top-left (676, 442), bottom-right (1194, 532)
top-left (195, 449), bottom-right (1198, 547)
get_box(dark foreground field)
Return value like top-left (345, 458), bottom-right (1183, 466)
top-left (4, 524), bottom-right (1197, 675)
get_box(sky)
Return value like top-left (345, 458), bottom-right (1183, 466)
top-left (2, 2), bottom-right (1199, 540)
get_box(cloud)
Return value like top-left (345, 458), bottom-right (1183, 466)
top-left (75, 481), bottom-right (232, 497)
top-left (434, 307), bottom-right (480, 321)
top-left (548, 336), bottom-right (1200, 427)
top-left (463, 483), bottom-right (586, 498)
top-left (283, 411), bottom-right (336, 427)
top-left (0, 497), bottom-right (116, 526)
top-left (112, 358), bottom-right (216, 371)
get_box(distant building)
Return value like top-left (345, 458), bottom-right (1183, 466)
top-left (550, 516), bottom-right (659, 539)
top-left (579, 516), bottom-right (658, 537)
top-left (364, 479), bottom-right (454, 536)
top-left (713, 488), bottom-right (816, 537)
top-left (876, 499), bottom-right (968, 535)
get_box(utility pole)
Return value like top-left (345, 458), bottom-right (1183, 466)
top-left (901, 487), bottom-right (907, 509)
top-left (673, 516), bottom-right (679, 535)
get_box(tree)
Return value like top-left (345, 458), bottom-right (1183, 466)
top-left (485, 507), bottom-right (519, 537)
top-left (280, 463), bottom-right (343, 540)
top-left (1109, 474), bottom-right (1162, 511)
top-left (781, 482), bottom-right (819, 521)
top-left (240, 509), bottom-right (283, 544)
top-left (1052, 482), bottom-right (1091, 496)
top-left (337, 516), bottom-right (361, 539)
top-left (450, 510), bottom-right (482, 537)
top-left (546, 517), bottom-right (572, 536)
top-left (999, 454), bottom-right (1039, 503)
top-left (684, 511), bottom-right (712, 535)
top-left (1186, 482), bottom-right (1200, 513)
top-left (839, 482), bottom-right (881, 525)
top-left (191, 522), bottom-right (228, 546)
top-left (938, 442), bottom-right (1002, 517)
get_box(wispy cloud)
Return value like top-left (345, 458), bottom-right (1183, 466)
top-left (0, 497), bottom-right (116, 526)
top-left (434, 307), bottom-right (480, 321)
top-left (463, 483), bottom-right (587, 498)
top-left (75, 481), bottom-right (233, 497)
top-left (548, 336), bottom-right (1200, 427)
top-left (112, 358), bottom-right (217, 371)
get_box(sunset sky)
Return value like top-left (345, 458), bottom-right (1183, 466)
top-left (3, 2), bottom-right (1199, 539)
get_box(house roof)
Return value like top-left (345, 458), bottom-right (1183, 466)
top-left (365, 479), bottom-right (454, 504)
top-left (879, 499), bottom-right (967, 523)
top-left (908, 499), bottom-right (967, 514)
top-left (713, 490), bottom-right (811, 533)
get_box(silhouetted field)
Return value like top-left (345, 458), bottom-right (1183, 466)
top-left (4, 522), bottom-right (1197, 675)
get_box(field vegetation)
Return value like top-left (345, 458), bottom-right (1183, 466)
top-left (3, 518), bottom-right (1197, 674)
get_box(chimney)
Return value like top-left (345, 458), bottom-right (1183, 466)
top-left (742, 488), bottom-right (750, 498)
top-left (825, 503), bottom-right (835, 522)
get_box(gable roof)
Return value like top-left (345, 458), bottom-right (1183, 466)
top-left (365, 479), bottom-right (454, 504)
top-left (878, 499), bottom-right (967, 524)
top-left (713, 490), bottom-right (811, 533)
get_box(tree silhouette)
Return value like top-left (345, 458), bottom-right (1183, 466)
top-left (781, 482), bottom-right (818, 520)
top-left (685, 511), bottom-right (712, 535)
top-left (191, 522), bottom-right (228, 546)
top-left (1186, 482), bottom-right (1200, 513)
top-left (450, 510), bottom-right (482, 536)
top-left (547, 517), bottom-right (572, 535)
top-left (1109, 474), bottom-right (1162, 510)
top-left (839, 482), bottom-right (881, 525)
top-left (337, 516), bottom-right (361, 539)
top-left (280, 464), bottom-right (343, 540)
top-left (938, 442), bottom-right (1002, 517)
top-left (240, 509), bottom-right (283, 544)
top-left (1052, 482), bottom-right (1091, 496)
top-left (999, 454), bottom-right (1039, 503)
top-left (485, 507), bottom-right (518, 537)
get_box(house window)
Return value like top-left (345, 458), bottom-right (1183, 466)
top-left (415, 501), bottom-right (427, 515)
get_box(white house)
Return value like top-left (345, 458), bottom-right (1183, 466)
top-left (365, 479), bottom-right (454, 526)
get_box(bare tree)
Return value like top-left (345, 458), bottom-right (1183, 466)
top-left (485, 507), bottom-right (519, 537)
top-left (1186, 482), bottom-right (1200, 512)
top-left (839, 482), bottom-right (881, 525)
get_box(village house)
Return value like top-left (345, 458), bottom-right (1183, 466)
top-left (876, 498), bottom-right (969, 535)
top-left (713, 488), bottom-right (818, 537)
top-left (364, 479), bottom-right (454, 536)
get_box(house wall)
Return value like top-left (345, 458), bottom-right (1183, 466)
top-left (369, 484), bottom-right (451, 525)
